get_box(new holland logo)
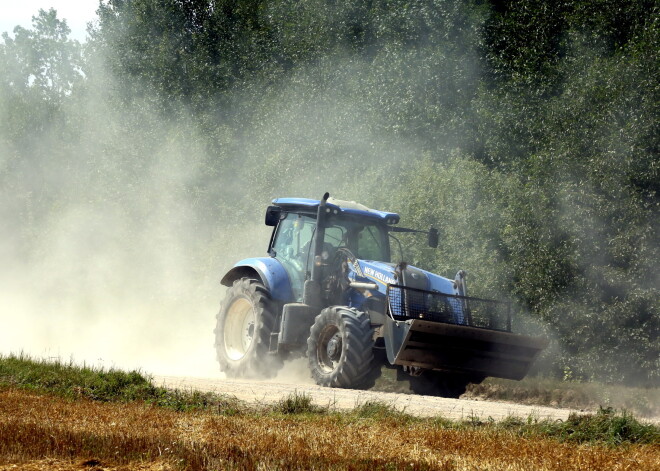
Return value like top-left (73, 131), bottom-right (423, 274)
top-left (363, 266), bottom-right (396, 285)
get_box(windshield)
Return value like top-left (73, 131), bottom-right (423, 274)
top-left (323, 216), bottom-right (390, 262)
top-left (270, 212), bottom-right (390, 301)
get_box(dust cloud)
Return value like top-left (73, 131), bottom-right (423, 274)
top-left (272, 357), bottom-right (314, 385)
top-left (0, 61), bottom-right (272, 375)
top-left (0, 36), bottom-right (423, 380)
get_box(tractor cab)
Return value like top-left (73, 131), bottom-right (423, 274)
top-left (266, 197), bottom-right (393, 302)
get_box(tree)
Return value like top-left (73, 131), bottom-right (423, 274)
top-left (1, 8), bottom-right (83, 103)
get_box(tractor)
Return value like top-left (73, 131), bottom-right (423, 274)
top-left (215, 193), bottom-right (547, 397)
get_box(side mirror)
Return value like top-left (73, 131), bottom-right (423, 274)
top-left (265, 206), bottom-right (282, 226)
top-left (428, 227), bottom-right (439, 248)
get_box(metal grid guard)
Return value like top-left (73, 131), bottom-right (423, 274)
top-left (386, 284), bottom-right (512, 332)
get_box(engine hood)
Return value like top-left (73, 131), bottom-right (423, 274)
top-left (352, 260), bottom-right (457, 296)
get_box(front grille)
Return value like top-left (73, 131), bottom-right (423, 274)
top-left (386, 284), bottom-right (511, 332)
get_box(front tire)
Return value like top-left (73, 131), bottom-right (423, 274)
top-left (214, 277), bottom-right (282, 378)
top-left (307, 307), bottom-right (375, 388)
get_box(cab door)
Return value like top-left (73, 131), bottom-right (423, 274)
top-left (270, 212), bottom-right (315, 301)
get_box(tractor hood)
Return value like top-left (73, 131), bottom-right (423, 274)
top-left (352, 260), bottom-right (458, 296)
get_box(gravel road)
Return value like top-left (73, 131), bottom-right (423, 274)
top-left (153, 373), bottom-right (583, 422)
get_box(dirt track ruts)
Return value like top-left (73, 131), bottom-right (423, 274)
top-left (153, 374), bottom-right (585, 421)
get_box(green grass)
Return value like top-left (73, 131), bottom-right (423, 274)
top-left (0, 353), bottom-right (243, 413)
top-left (271, 391), bottom-right (326, 415)
top-left (350, 400), bottom-right (417, 426)
top-left (545, 408), bottom-right (659, 445)
top-left (1, 353), bottom-right (657, 446)
top-left (490, 408), bottom-right (659, 446)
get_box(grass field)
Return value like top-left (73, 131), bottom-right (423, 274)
top-left (1, 355), bottom-right (658, 470)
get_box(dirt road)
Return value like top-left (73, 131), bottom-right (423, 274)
top-left (153, 373), bottom-right (583, 421)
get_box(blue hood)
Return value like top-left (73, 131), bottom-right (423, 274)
top-left (352, 260), bottom-right (457, 296)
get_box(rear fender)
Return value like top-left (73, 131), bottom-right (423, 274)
top-left (220, 257), bottom-right (294, 302)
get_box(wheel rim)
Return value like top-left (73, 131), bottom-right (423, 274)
top-left (224, 297), bottom-right (255, 361)
top-left (317, 324), bottom-right (342, 373)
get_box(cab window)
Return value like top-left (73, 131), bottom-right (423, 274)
top-left (357, 225), bottom-right (387, 261)
top-left (323, 218), bottom-right (389, 262)
top-left (272, 213), bottom-right (315, 300)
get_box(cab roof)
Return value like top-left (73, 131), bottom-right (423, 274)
top-left (272, 197), bottom-right (400, 224)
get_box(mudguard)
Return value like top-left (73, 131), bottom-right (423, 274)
top-left (220, 257), bottom-right (294, 302)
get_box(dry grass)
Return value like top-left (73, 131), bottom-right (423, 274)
top-left (1, 388), bottom-right (658, 471)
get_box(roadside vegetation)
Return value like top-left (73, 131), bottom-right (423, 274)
top-left (372, 362), bottom-right (660, 418)
top-left (0, 353), bottom-right (240, 413)
top-left (464, 376), bottom-right (660, 418)
top-left (1, 356), bottom-right (658, 470)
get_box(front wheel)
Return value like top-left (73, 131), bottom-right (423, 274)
top-left (307, 307), bottom-right (375, 388)
top-left (214, 277), bottom-right (282, 378)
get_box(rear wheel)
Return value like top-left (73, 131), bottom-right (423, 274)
top-left (215, 277), bottom-right (282, 378)
top-left (307, 307), bottom-right (375, 388)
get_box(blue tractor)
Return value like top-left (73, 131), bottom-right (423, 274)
top-left (215, 194), bottom-right (547, 396)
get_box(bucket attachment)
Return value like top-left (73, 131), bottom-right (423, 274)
top-left (384, 318), bottom-right (547, 380)
top-left (384, 285), bottom-right (548, 380)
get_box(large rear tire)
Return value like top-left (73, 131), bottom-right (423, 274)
top-left (307, 307), bottom-right (375, 388)
top-left (214, 277), bottom-right (282, 378)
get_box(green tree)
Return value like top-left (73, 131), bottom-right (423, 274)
top-left (1, 8), bottom-right (83, 103)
